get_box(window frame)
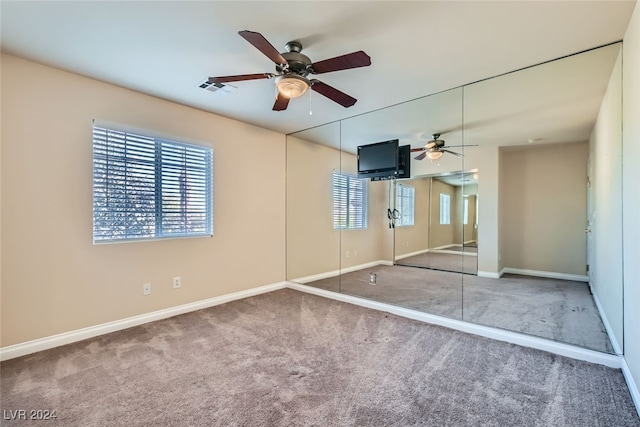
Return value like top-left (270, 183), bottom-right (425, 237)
top-left (332, 171), bottom-right (368, 230)
top-left (396, 184), bottom-right (415, 227)
top-left (92, 123), bottom-right (213, 244)
top-left (439, 192), bottom-right (451, 225)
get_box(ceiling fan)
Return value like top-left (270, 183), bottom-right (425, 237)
top-left (208, 30), bottom-right (371, 111)
top-left (411, 133), bottom-right (474, 160)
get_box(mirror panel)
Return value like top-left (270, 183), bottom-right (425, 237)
top-left (395, 173), bottom-right (477, 275)
top-left (286, 43), bottom-right (622, 354)
top-left (461, 43), bottom-right (622, 353)
top-left (336, 88), bottom-right (464, 319)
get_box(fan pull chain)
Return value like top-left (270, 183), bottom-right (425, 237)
top-left (309, 89), bottom-right (313, 115)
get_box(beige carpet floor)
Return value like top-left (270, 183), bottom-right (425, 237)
top-left (1, 289), bottom-right (637, 426)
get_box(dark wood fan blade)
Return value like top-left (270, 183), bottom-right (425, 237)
top-left (239, 30), bottom-right (287, 65)
top-left (311, 51), bottom-right (371, 74)
top-left (209, 73), bottom-right (274, 83)
top-left (310, 80), bottom-right (357, 108)
top-left (414, 152), bottom-right (427, 161)
top-left (272, 92), bottom-right (290, 111)
top-left (410, 147), bottom-right (426, 152)
top-left (443, 149), bottom-right (463, 157)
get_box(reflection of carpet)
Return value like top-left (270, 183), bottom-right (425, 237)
top-left (397, 251), bottom-right (478, 274)
top-left (305, 265), bottom-right (613, 353)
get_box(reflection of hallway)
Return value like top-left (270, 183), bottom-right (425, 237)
top-left (304, 265), bottom-right (613, 353)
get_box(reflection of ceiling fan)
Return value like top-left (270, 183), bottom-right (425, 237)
top-left (208, 30), bottom-right (371, 111)
top-left (411, 133), bottom-right (475, 160)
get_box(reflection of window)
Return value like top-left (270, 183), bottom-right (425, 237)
top-left (439, 193), bottom-right (451, 225)
top-left (463, 197), bottom-right (469, 225)
top-left (333, 171), bottom-right (368, 229)
top-left (396, 184), bottom-right (415, 226)
top-left (93, 125), bottom-right (213, 243)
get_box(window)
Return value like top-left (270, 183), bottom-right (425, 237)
top-left (333, 171), bottom-right (368, 229)
top-left (463, 197), bottom-right (469, 225)
top-left (396, 184), bottom-right (415, 226)
top-left (439, 193), bottom-right (451, 225)
top-left (92, 124), bottom-right (213, 243)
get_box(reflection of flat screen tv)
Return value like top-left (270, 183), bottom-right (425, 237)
top-left (357, 139), bottom-right (399, 180)
top-left (397, 144), bottom-right (411, 179)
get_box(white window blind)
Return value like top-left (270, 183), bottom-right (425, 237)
top-left (439, 193), bottom-right (451, 225)
top-left (93, 125), bottom-right (213, 243)
top-left (333, 171), bottom-right (368, 229)
top-left (396, 184), bottom-right (415, 226)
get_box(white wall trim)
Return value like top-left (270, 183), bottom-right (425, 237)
top-left (431, 243), bottom-right (459, 250)
top-left (478, 270), bottom-right (503, 279)
top-left (431, 249), bottom-right (478, 257)
top-left (591, 285), bottom-right (623, 354)
top-left (502, 267), bottom-right (588, 282)
top-left (394, 248), bottom-right (430, 261)
top-left (291, 260), bottom-right (392, 284)
top-left (0, 281), bottom-right (287, 361)
top-left (622, 357), bottom-right (640, 418)
top-left (286, 281), bottom-right (622, 368)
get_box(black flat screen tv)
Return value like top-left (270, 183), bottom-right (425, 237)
top-left (357, 139), bottom-right (399, 180)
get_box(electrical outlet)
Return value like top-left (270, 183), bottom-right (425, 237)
top-left (173, 276), bottom-right (181, 289)
top-left (143, 283), bottom-right (151, 296)
top-left (346, 251), bottom-right (350, 258)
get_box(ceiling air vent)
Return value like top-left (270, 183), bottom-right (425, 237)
top-left (199, 80), bottom-right (237, 95)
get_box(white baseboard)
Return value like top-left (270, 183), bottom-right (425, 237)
top-left (0, 281), bottom-right (288, 361)
top-left (502, 268), bottom-right (588, 282)
top-left (286, 281), bottom-right (622, 368)
top-left (622, 358), bottom-right (640, 418)
top-left (590, 286), bottom-right (623, 354)
top-left (478, 270), bottom-right (502, 279)
top-left (394, 248), bottom-right (430, 261)
top-left (430, 249), bottom-right (478, 257)
top-left (291, 260), bottom-right (392, 284)
top-left (431, 243), bottom-right (460, 250)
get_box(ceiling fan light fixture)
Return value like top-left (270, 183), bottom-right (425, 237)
top-left (275, 75), bottom-right (309, 99)
top-left (427, 151), bottom-right (444, 160)
top-left (424, 141), bottom-right (436, 149)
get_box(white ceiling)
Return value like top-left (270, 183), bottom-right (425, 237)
top-left (0, 1), bottom-right (636, 138)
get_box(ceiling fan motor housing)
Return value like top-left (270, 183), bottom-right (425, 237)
top-left (277, 42), bottom-right (312, 76)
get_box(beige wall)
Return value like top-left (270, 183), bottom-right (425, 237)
top-left (429, 179), bottom-right (460, 248)
top-left (394, 177), bottom-right (431, 258)
top-left (1, 54), bottom-right (286, 347)
top-left (499, 141), bottom-right (588, 275)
